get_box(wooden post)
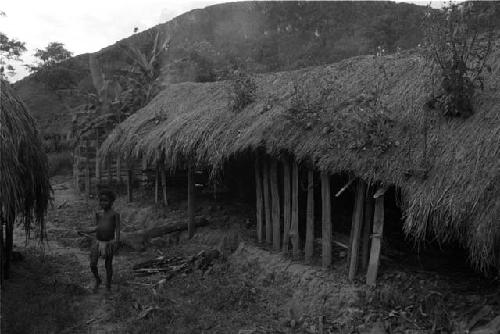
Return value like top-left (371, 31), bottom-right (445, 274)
top-left (188, 162), bottom-right (195, 239)
top-left (116, 157), bottom-right (122, 184)
top-left (291, 161), bottom-right (299, 257)
top-left (262, 158), bottom-right (272, 244)
top-left (155, 163), bottom-right (160, 204)
top-left (361, 186), bottom-right (374, 272)
top-left (348, 179), bottom-right (366, 281)
top-left (366, 193), bottom-right (385, 286)
top-left (161, 166), bottom-right (168, 206)
top-left (270, 159), bottom-right (281, 251)
top-left (305, 170), bottom-right (314, 264)
top-left (85, 140), bottom-right (91, 199)
top-left (254, 155), bottom-right (264, 243)
top-left (321, 172), bottom-right (331, 268)
top-left (107, 158), bottom-right (112, 185)
top-left (95, 128), bottom-right (101, 183)
top-left (127, 164), bottom-right (133, 202)
top-left (282, 157), bottom-right (291, 253)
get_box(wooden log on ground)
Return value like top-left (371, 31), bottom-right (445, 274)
top-left (366, 193), bottom-right (385, 286)
top-left (291, 161), bottom-right (299, 257)
top-left (161, 166), bottom-right (168, 206)
top-left (254, 155), bottom-right (264, 243)
top-left (188, 162), bottom-right (195, 239)
top-left (270, 159), bottom-right (281, 251)
top-left (262, 158), bottom-right (272, 244)
top-left (282, 157), bottom-right (291, 253)
top-left (321, 172), bottom-right (331, 268)
top-left (361, 186), bottom-right (374, 272)
top-left (348, 179), bottom-right (367, 281)
top-left (305, 170), bottom-right (314, 263)
top-left (120, 217), bottom-right (210, 251)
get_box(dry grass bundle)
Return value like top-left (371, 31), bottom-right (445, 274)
top-left (101, 49), bottom-right (500, 271)
top-left (1, 80), bottom-right (52, 240)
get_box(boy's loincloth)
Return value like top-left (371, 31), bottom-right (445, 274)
top-left (90, 240), bottom-right (114, 263)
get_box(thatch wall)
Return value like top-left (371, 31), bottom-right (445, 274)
top-left (1, 80), bottom-right (51, 238)
top-left (101, 51), bottom-right (500, 271)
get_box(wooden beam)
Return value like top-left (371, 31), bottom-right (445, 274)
top-left (154, 163), bottom-right (160, 204)
top-left (366, 194), bottom-right (385, 286)
top-left (348, 179), bottom-right (366, 281)
top-left (321, 172), bottom-right (331, 268)
top-left (305, 170), bottom-right (314, 263)
top-left (161, 165), bottom-right (168, 206)
top-left (187, 162), bottom-right (195, 239)
top-left (127, 164), bottom-right (133, 202)
top-left (361, 186), bottom-right (374, 272)
top-left (262, 158), bottom-right (272, 244)
top-left (291, 161), bottom-right (299, 257)
top-left (254, 155), bottom-right (264, 243)
top-left (270, 159), bottom-right (281, 251)
top-left (282, 157), bottom-right (291, 253)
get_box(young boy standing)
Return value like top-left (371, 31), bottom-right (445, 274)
top-left (79, 189), bottom-right (120, 292)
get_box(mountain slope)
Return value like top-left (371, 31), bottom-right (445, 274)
top-left (14, 1), bottom-right (428, 135)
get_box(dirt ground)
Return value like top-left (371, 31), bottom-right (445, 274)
top-left (1, 175), bottom-right (499, 334)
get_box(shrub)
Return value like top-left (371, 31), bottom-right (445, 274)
top-left (230, 70), bottom-right (256, 113)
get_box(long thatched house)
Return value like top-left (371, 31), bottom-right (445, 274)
top-left (101, 50), bottom-right (500, 280)
top-left (0, 80), bottom-right (52, 279)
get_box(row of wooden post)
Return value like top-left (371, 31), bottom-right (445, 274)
top-left (255, 154), bottom-right (385, 285)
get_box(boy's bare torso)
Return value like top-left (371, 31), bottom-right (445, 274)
top-left (96, 210), bottom-right (118, 241)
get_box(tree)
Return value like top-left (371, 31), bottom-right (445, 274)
top-left (0, 12), bottom-right (27, 80)
top-left (421, 2), bottom-right (495, 117)
top-left (27, 42), bottom-right (76, 91)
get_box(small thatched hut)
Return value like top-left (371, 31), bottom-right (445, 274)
top-left (0, 80), bottom-right (52, 279)
top-left (101, 50), bottom-right (500, 278)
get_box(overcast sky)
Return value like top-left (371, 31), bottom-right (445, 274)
top-left (1, 0), bottom-right (446, 81)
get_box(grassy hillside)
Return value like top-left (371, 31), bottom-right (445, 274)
top-left (15, 1), bottom-right (428, 135)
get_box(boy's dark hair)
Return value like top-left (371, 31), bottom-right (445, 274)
top-left (99, 189), bottom-right (116, 203)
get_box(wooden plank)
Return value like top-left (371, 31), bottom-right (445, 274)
top-left (305, 170), bottom-right (314, 264)
top-left (291, 161), bottom-right (299, 257)
top-left (321, 172), bottom-right (331, 268)
top-left (281, 157), bottom-right (291, 253)
top-left (348, 179), bottom-right (366, 281)
top-left (262, 157), bottom-right (272, 244)
top-left (154, 163), bottom-right (160, 204)
top-left (254, 155), bottom-right (264, 243)
top-left (270, 159), bottom-right (281, 251)
top-left (161, 166), bottom-right (168, 206)
top-left (361, 186), bottom-right (374, 272)
top-left (366, 194), bottom-right (385, 286)
top-left (187, 162), bottom-right (195, 239)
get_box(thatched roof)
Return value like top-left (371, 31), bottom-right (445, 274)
top-left (101, 50), bottom-right (500, 271)
top-left (1, 80), bottom-right (52, 239)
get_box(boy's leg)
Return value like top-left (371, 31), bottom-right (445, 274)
top-left (90, 242), bottom-right (101, 290)
top-left (104, 248), bottom-right (114, 290)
